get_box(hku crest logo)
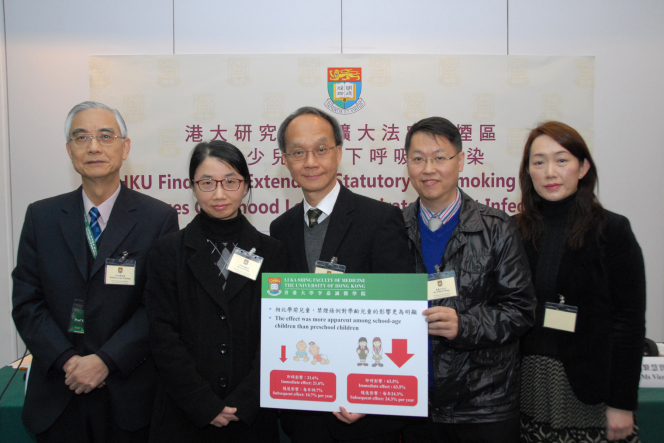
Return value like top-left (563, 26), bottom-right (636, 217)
top-left (438, 58), bottom-right (461, 87)
top-left (368, 58), bottom-right (392, 87)
top-left (192, 94), bottom-right (215, 122)
top-left (403, 93), bottom-right (425, 120)
top-left (123, 94), bottom-right (146, 124)
top-left (473, 93), bottom-right (495, 122)
top-left (297, 57), bottom-right (321, 87)
top-left (507, 128), bottom-right (529, 157)
top-left (507, 59), bottom-right (530, 87)
top-left (158, 129), bottom-right (181, 158)
top-left (227, 58), bottom-right (251, 87)
top-left (262, 93), bottom-right (286, 121)
top-left (156, 59), bottom-right (181, 88)
top-left (267, 277), bottom-right (282, 296)
top-left (540, 94), bottom-right (563, 120)
top-left (575, 60), bottom-right (594, 89)
top-left (89, 60), bottom-right (111, 89)
top-left (323, 68), bottom-right (366, 115)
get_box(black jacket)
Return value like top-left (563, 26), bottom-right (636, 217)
top-left (403, 191), bottom-right (536, 423)
top-left (12, 184), bottom-right (178, 434)
top-left (270, 184), bottom-right (414, 440)
top-left (145, 213), bottom-right (287, 442)
top-left (270, 184), bottom-right (412, 275)
top-left (520, 210), bottom-right (646, 410)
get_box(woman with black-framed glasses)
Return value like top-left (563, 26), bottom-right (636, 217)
top-left (144, 140), bottom-right (287, 442)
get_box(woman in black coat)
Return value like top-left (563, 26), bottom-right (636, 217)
top-left (515, 122), bottom-right (645, 443)
top-left (145, 140), bottom-right (287, 442)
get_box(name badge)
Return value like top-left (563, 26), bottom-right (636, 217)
top-left (105, 259), bottom-right (136, 285)
top-left (227, 246), bottom-right (263, 280)
top-left (427, 270), bottom-right (457, 300)
top-left (69, 299), bottom-right (85, 334)
top-left (315, 258), bottom-right (346, 274)
top-left (543, 302), bottom-right (578, 332)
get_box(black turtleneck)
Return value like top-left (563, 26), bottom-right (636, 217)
top-left (199, 210), bottom-right (242, 243)
top-left (522, 191), bottom-right (577, 357)
top-left (535, 192), bottom-right (576, 302)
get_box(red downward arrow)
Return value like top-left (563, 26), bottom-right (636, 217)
top-left (386, 339), bottom-right (414, 368)
top-left (279, 345), bottom-right (288, 363)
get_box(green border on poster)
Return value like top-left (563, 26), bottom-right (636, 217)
top-left (262, 273), bottom-right (426, 301)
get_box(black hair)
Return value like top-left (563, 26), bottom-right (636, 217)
top-left (516, 121), bottom-right (605, 250)
top-left (404, 116), bottom-right (462, 155)
top-left (277, 106), bottom-right (343, 153)
top-left (188, 140), bottom-right (252, 199)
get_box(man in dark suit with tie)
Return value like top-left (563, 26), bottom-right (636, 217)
top-left (12, 101), bottom-right (179, 442)
top-left (270, 106), bottom-right (413, 443)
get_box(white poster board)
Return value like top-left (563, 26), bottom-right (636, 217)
top-left (260, 273), bottom-right (428, 416)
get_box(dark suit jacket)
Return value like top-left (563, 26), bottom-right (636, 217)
top-left (269, 184), bottom-right (414, 440)
top-left (145, 214), bottom-right (287, 442)
top-left (12, 184), bottom-right (179, 434)
top-left (521, 210), bottom-right (646, 410)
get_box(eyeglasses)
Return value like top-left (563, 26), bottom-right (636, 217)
top-left (69, 131), bottom-right (124, 147)
top-left (284, 146), bottom-right (337, 161)
top-left (194, 178), bottom-right (244, 192)
top-left (407, 153), bottom-right (459, 167)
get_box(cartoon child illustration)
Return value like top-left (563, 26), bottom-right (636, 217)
top-left (293, 340), bottom-right (309, 362)
top-left (356, 337), bottom-right (369, 366)
top-left (309, 341), bottom-right (329, 365)
top-left (372, 337), bottom-right (383, 367)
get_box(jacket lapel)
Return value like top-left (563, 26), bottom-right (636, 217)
top-left (185, 218), bottom-right (226, 308)
top-left (222, 217), bottom-right (260, 303)
top-left (59, 188), bottom-right (88, 281)
top-left (319, 185), bottom-right (353, 263)
top-left (286, 202), bottom-right (309, 272)
top-left (444, 191), bottom-right (482, 261)
top-left (404, 198), bottom-right (424, 259)
top-left (91, 185), bottom-right (137, 277)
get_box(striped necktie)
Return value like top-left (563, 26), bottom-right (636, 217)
top-left (307, 208), bottom-right (323, 228)
top-left (89, 207), bottom-right (102, 242)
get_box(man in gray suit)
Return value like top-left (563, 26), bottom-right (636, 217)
top-left (12, 101), bottom-right (178, 442)
top-left (270, 106), bottom-right (413, 443)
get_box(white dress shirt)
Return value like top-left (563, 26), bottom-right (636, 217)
top-left (302, 181), bottom-right (341, 225)
top-left (82, 183), bottom-right (122, 232)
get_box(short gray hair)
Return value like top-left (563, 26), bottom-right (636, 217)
top-left (64, 101), bottom-right (128, 142)
top-left (277, 106), bottom-right (343, 153)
